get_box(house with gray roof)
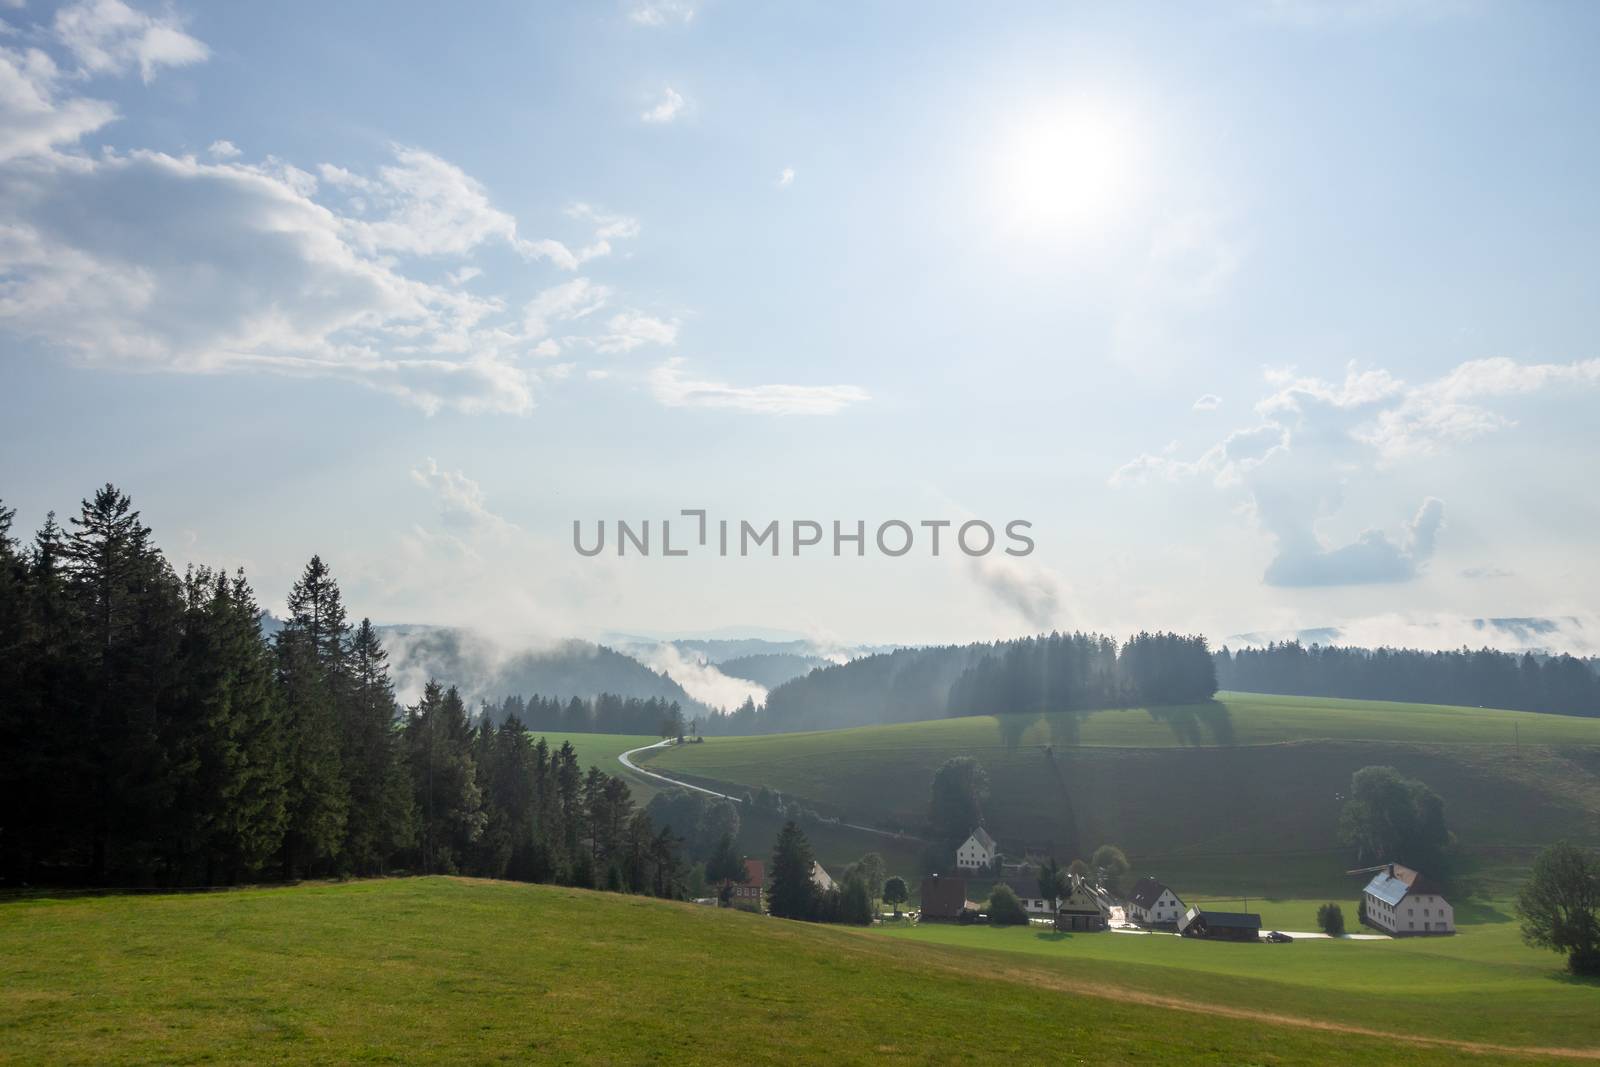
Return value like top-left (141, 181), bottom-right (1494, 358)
top-left (1359, 863), bottom-right (1454, 935)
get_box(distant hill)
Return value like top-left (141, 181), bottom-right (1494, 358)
top-left (648, 692), bottom-right (1600, 897)
top-left (378, 626), bottom-right (711, 716)
top-left (716, 653), bottom-right (832, 689)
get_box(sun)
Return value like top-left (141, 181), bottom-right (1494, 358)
top-left (993, 99), bottom-right (1139, 233)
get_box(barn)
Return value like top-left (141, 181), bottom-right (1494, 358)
top-left (1179, 907), bottom-right (1261, 942)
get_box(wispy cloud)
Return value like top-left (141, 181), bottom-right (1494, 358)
top-left (649, 358), bottom-right (868, 415)
top-left (776, 166), bottom-right (795, 189)
top-left (54, 0), bottom-right (207, 83)
top-left (641, 86), bottom-right (685, 124)
top-left (628, 0), bottom-right (696, 27)
top-left (1192, 393), bottom-right (1221, 411)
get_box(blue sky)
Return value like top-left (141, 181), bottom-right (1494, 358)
top-left (2, 0), bottom-right (1597, 651)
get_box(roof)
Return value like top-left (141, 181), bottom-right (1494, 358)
top-left (1128, 877), bottom-right (1172, 910)
top-left (969, 827), bottom-right (997, 853)
top-left (1363, 863), bottom-right (1447, 906)
top-left (920, 875), bottom-right (969, 918)
top-left (1196, 915), bottom-right (1267, 927)
top-left (1000, 878), bottom-right (1043, 900)
top-left (810, 861), bottom-right (835, 891)
top-left (741, 858), bottom-right (764, 887)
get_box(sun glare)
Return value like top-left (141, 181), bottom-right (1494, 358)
top-left (994, 100), bottom-right (1139, 233)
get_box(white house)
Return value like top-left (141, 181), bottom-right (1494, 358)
top-left (1125, 877), bottom-right (1185, 927)
top-left (1361, 863), bottom-right (1455, 936)
top-left (1055, 875), bottom-right (1110, 932)
top-left (810, 861), bottom-right (835, 892)
top-left (999, 877), bottom-right (1055, 916)
top-left (955, 827), bottom-right (998, 871)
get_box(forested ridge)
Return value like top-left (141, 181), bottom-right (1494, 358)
top-left (0, 486), bottom-right (683, 893)
top-left (705, 630), bottom-right (1219, 734)
top-left (1215, 642), bottom-right (1600, 717)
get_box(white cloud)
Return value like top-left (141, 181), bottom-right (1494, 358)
top-left (595, 309), bottom-right (677, 353)
top-left (206, 139), bottom-right (241, 159)
top-left (1114, 355), bottom-right (1600, 587)
top-left (0, 146), bottom-right (550, 414)
top-left (649, 357), bottom-right (868, 415)
top-left (53, 0), bottom-right (207, 83)
top-left (776, 166), bottom-right (795, 189)
top-left (633, 643), bottom-right (767, 711)
top-left (0, 42), bottom-right (117, 162)
top-left (641, 86), bottom-right (685, 124)
top-left (410, 457), bottom-right (518, 535)
top-left (523, 277), bottom-right (611, 340)
top-left (628, 0), bottom-right (696, 26)
top-left (1192, 393), bottom-right (1221, 411)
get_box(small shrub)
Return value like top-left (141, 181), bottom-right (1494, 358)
top-left (1317, 902), bottom-right (1346, 937)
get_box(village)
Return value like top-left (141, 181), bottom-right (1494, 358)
top-left (719, 825), bottom-right (1456, 943)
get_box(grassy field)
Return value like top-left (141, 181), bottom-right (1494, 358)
top-left (643, 693), bottom-right (1600, 896)
top-left (0, 877), bottom-right (1587, 1064)
top-left (879, 897), bottom-right (1599, 1052)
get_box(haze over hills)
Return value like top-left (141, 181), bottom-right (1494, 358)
top-left (375, 626), bottom-right (713, 716)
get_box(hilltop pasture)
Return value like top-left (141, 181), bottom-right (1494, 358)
top-left (645, 693), bottom-right (1600, 895)
top-left (1, 878), bottom-right (1588, 1064)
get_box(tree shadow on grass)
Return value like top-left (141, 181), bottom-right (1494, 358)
top-left (1144, 700), bottom-right (1236, 747)
top-left (1544, 968), bottom-right (1600, 988)
top-left (1034, 930), bottom-right (1073, 943)
top-left (1453, 899), bottom-right (1513, 925)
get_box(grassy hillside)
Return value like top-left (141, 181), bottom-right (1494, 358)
top-left (648, 693), bottom-right (1600, 895)
top-left (0, 877), bottom-right (1583, 1064)
top-left (880, 901), bottom-right (1600, 1052)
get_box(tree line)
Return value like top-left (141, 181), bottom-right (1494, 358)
top-left (703, 631), bottom-right (1218, 735)
top-left (481, 693), bottom-right (687, 738)
top-left (0, 486), bottom-right (683, 895)
top-left (1215, 642), bottom-right (1599, 717)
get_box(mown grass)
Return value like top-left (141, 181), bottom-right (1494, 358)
top-left (644, 693), bottom-right (1600, 895)
top-left (0, 878), bottom-right (1580, 1065)
top-left (881, 896), bottom-right (1599, 1051)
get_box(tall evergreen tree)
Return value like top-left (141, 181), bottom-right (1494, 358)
top-left (768, 821), bottom-right (817, 920)
top-left (404, 683), bottom-right (484, 873)
top-left (64, 485), bottom-right (186, 882)
top-left (341, 619), bottom-right (413, 874)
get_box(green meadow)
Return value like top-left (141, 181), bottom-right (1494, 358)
top-left (644, 693), bottom-right (1600, 895)
top-left (881, 896), bottom-right (1597, 1051)
top-left (0, 878), bottom-right (1584, 1065)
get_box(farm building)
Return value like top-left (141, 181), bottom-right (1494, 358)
top-left (956, 828), bottom-right (998, 871)
top-left (998, 877), bottom-right (1056, 917)
top-left (1178, 907), bottom-right (1261, 941)
top-left (1054, 876), bottom-right (1109, 932)
top-left (1126, 877), bottom-right (1185, 928)
top-left (730, 858), bottom-right (764, 910)
top-left (920, 874), bottom-right (970, 921)
top-left (810, 861), bottom-right (835, 892)
top-left (1359, 863), bottom-right (1455, 935)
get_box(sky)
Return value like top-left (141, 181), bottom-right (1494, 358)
top-left (2, 0), bottom-right (1598, 653)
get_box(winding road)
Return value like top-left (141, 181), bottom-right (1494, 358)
top-left (617, 739), bottom-right (921, 843)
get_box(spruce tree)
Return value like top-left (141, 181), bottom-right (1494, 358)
top-left (341, 619), bottom-right (413, 874)
top-left (769, 821), bottom-right (817, 920)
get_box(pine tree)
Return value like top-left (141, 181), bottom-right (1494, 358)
top-left (404, 683), bottom-right (484, 873)
top-left (340, 619), bottom-right (412, 874)
top-left (63, 485), bottom-right (186, 882)
top-left (768, 821), bottom-right (817, 920)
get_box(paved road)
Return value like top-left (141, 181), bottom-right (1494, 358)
top-left (616, 739), bottom-right (922, 843)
